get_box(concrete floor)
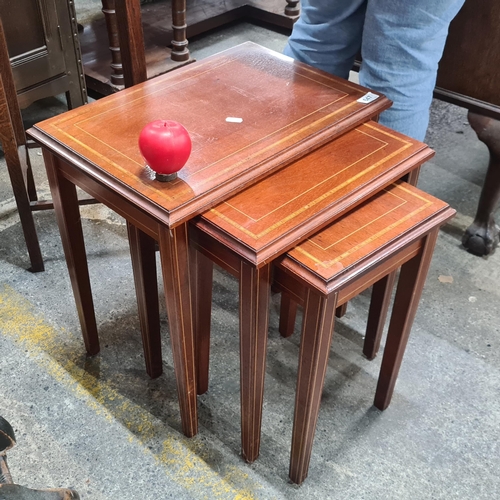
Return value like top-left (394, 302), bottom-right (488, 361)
top-left (1, 17), bottom-right (500, 500)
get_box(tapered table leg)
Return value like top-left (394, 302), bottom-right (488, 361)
top-left (289, 290), bottom-right (337, 485)
top-left (239, 261), bottom-right (271, 463)
top-left (363, 272), bottom-right (397, 360)
top-left (158, 223), bottom-right (197, 437)
top-left (190, 246), bottom-right (213, 395)
top-left (278, 293), bottom-right (298, 338)
top-left (374, 229), bottom-right (439, 410)
top-left (42, 150), bottom-right (99, 355)
top-left (128, 223), bottom-right (162, 378)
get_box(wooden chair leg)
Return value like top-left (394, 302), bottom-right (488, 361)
top-left (127, 223), bottom-right (162, 378)
top-left (239, 261), bottom-right (271, 463)
top-left (363, 272), bottom-right (397, 360)
top-left (278, 292), bottom-right (298, 338)
top-left (289, 290), bottom-right (338, 485)
top-left (0, 74), bottom-right (43, 272)
top-left (374, 229), bottom-right (439, 410)
top-left (3, 143), bottom-right (44, 272)
top-left (190, 247), bottom-right (213, 395)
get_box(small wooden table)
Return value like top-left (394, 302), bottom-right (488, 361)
top-left (187, 122), bottom-right (432, 462)
top-left (27, 43), bottom-right (388, 438)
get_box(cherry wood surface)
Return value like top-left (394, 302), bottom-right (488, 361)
top-left (29, 42), bottom-right (390, 228)
top-left (183, 123), bottom-right (432, 463)
top-left (194, 121), bottom-right (432, 266)
top-left (26, 43), bottom-right (388, 442)
top-left (282, 183), bottom-right (449, 287)
top-left (272, 182), bottom-right (455, 484)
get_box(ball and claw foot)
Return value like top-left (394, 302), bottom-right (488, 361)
top-left (463, 111), bottom-right (500, 257)
top-left (462, 220), bottom-right (500, 256)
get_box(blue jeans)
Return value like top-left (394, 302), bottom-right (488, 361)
top-left (284, 0), bottom-right (466, 140)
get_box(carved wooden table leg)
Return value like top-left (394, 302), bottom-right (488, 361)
top-left (462, 111), bottom-right (500, 256)
top-left (171, 0), bottom-right (190, 62)
top-left (101, 0), bottom-right (125, 88)
top-left (285, 0), bottom-right (300, 17)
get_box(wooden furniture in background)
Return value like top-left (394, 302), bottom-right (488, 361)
top-left (0, 19), bottom-right (93, 272)
top-left (0, 22), bottom-right (43, 272)
top-left (0, 0), bottom-right (87, 109)
top-left (79, 0), bottom-right (298, 96)
top-left (187, 122), bottom-right (432, 463)
top-left (435, 0), bottom-right (500, 256)
top-left (273, 182), bottom-right (455, 484)
top-left (27, 43), bottom-right (389, 439)
top-left (81, 0), bottom-right (192, 96)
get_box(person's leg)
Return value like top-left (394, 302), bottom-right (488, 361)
top-left (359, 0), bottom-right (466, 140)
top-left (284, 0), bottom-right (367, 79)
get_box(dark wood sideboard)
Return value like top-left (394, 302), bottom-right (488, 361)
top-left (435, 0), bottom-right (500, 256)
top-left (0, 0), bottom-right (86, 109)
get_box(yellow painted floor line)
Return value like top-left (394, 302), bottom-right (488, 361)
top-left (0, 285), bottom-right (265, 499)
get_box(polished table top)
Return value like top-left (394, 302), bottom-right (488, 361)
top-left (28, 42), bottom-right (390, 226)
top-left (195, 121), bottom-right (432, 267)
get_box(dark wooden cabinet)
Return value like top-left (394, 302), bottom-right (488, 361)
top-left (0, 0), bottom-right (87, 109)
top-left (436, 0), bottom-right (500, 115)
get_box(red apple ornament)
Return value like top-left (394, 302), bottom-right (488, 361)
top-left (138, 120), bottom-right (192, 181)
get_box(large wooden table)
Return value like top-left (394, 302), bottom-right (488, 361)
top-left (27, 43), bottom-right (391, 437)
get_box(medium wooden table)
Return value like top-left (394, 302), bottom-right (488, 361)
top-left (27, 43), bottom-right (389, 437)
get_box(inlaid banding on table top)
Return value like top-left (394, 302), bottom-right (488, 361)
top-left (200, 122), bottom-right (423, 249)
top-left (44, 59), bottom-right (351, 189)
top-left (31, 43), bottom-right (390, 217)
top-left (286, 182), bottom-right (449, 279)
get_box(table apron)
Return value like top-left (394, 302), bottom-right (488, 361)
top-left (55, 153), bottom-right (161, 241)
